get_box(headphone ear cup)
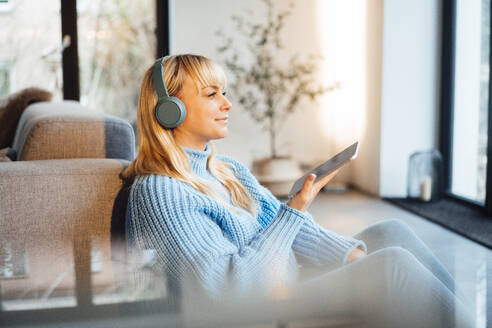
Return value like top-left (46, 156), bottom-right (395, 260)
top-left (155, 97), bottom-right (187, 129)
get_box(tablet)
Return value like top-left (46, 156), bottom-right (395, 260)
top-left (288, 141), bottom-right (359, 197)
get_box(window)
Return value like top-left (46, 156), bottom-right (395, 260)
top-left (0, 0), bottom-right (63, 99)
top-left (0, 0), bottom-right (171, 317)
top-left (441, 0), bottom-right (492, 213)
top-left (77, 0), bottom-right (157, 123)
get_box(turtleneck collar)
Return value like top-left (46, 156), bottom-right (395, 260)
top-left (181, 143), bottom-right (211, 176)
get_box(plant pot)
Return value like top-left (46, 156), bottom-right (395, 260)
top-left (252, 156), bottom-right (303, 197)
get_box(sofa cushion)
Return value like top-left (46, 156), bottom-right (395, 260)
top-left (11, 101), bottom-right (135, 161)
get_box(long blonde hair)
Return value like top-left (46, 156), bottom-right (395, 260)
top-left (122, 54), bottom-right (257, 217)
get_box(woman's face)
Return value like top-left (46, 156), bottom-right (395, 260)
top-left (173, 75), bottom-right (232, 149)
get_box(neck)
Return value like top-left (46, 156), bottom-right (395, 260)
top-left (174, 131), bottom-right (208, 151)
top-left (180, 142), bottom-right (207, 151)
top-left (181, 143), bottom-right (211, 177)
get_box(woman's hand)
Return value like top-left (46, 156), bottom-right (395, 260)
top-left (346, 246), bottom-right (367, 264)
top-left (286, 168), bottom-right (342, 212)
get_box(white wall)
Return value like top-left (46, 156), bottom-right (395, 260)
top-left (350, 0), bottom-right (384, 196)
top-left (172, 0), bottom-right (442, 197)
top-left (174, 0), bottom-right (326, 166)
top-left (377, 0), bottom-right (441, 197)
top-left (173, 0), bottom-right (367, 180)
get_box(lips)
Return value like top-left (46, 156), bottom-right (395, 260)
top-left (216, 117), bottom-right (228, 121)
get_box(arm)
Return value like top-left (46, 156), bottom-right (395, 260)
top-left (292, 211), bottom-right (367, 269)
top-left (217, 156), bottom-right (367, 269)
top-left (127, 174), bottom-right (307, 298)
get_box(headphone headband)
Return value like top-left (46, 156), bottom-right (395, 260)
top-left (153, 56), bottom-right (171, 99)
top-left (152, 55), bottom-right (187, 129)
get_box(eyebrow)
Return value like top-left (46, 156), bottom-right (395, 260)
top-left (202, 86), bottom-right (220, 90)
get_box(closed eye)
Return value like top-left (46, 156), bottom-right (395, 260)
top-left (208, 91), bottom-right (227, 97)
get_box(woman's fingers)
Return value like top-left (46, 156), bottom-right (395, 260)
top-left (302, 174), bottom-right (316, 193)
top-left (298, 174), bottom-right (316, 200)
top-left (288, 168), bottom-right (343, 213)
top-left (287, 174), bottom-right (316, 212)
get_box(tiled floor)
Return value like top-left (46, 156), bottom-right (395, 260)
top-left (305, 188), bottom-right (491, 327)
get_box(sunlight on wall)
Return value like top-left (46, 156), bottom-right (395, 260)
top-left (315, 0), bottom-right (367, 149)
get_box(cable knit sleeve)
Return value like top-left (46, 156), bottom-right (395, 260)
top-left (126, 174), bottom-right (307, 299)
top-left (292, 211), bottom-right (367, 269)
top-left (217, 155), bottom-right (367, 270)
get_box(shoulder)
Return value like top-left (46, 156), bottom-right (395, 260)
top-left (132, 174), bottom-right (172, 189)
top-left (127, 174), bottom-right (207, 227)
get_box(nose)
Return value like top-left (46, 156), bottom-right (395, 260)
top-left (221, 95), bottom-right (232, 111)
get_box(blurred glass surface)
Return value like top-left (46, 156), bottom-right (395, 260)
top-left (0, 239), bottom-right (77, 311)
top-left (90, 243), bottom-right (168, 305)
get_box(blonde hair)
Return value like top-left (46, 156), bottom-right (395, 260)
top-left (122, 54), bottom-right (257, 217)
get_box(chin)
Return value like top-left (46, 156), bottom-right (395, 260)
top-left (214, 131), bottom-right (228, 139)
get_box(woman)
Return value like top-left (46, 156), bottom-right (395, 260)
top-left (122, 54), bottom-right (474, 327)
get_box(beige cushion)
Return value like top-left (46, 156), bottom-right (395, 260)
top-left (12, 101), bottom-right (135, 161)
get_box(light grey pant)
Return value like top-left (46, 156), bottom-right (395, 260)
top-left (182, 219), bottom-right (476, 328)
top-left (294, 219), bottom-right (476, 327)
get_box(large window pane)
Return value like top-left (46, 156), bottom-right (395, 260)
top-left (0, 0), bottom-right (63, 99)
top-left (77, 0), bottom-right (156, 125)
top-left (452, 0), bottom-right (489, 204)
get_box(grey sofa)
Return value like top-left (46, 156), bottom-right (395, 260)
top-left (0, 101), bottom-right (135, 312)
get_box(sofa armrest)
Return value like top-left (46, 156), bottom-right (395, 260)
top-left (0, 158), bottom-right (130, 303)
top-left (11, 101), bottom-right (135, 161)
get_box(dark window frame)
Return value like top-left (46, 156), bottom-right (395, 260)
top-left (439, 0), bottom-right (492, 216)
top-left (156, 0), bottom-right (171, 58)
top-left (60, 0), bottom-right (79, 101)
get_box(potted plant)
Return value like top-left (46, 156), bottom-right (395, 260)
top-left (216, 0), bottom-right (338, 196)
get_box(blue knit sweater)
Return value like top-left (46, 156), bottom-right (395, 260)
top-left (126, 144), bottom-right (367, 299)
